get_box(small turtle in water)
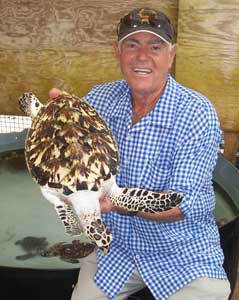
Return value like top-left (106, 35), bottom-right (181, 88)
top-left (15, 236), bottom-right (95, 263)
top-left (15, 236), bottom-right (49, 260)
top-left (18, 92), bottom-right (184, 253)
top-left (41, 240), bottom-right (95, 263)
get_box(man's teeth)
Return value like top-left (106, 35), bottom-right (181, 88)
top-left (133, 68), bottom-right (152, 74)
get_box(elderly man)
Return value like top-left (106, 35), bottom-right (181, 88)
top-left (57, 7), bottom-right (230, 300)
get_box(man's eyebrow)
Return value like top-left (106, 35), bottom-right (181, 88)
top-left (123, 37), bottom-right (164, 45)
top-left (149, 38), bottom-right (164, 44)
top-left (123, 37), bottom-right (139, 43)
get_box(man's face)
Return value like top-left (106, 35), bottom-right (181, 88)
top-left (114, 32), bottom-right (176, 97)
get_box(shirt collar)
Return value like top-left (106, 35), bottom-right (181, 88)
top-left (110, 84), bottom-right (132, 118)
top-left (111, 75), bottom-right (178, 129)
top-left (149, 74), bottom-right (178, 128)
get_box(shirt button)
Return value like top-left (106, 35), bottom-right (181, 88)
top-left (127, 134), bottom-right (132, 140)
top-left (135, 255), bottom-right (140, 260)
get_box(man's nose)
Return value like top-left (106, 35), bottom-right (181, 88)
top-left (136, 47), bottom-right (149, 60)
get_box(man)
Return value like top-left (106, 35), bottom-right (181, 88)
top-left (52, 7), bottom-right (231, 300)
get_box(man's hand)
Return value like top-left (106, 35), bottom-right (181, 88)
top-left (99, 195), bottom-right (114, 213)
top-left (99, 196), bottom-right (135, 216)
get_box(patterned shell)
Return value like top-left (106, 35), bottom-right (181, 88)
top-left (25, 94), bottom-right (119, 195)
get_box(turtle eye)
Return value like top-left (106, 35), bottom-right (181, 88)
top-left (35, 102), bottom-right (40, 107)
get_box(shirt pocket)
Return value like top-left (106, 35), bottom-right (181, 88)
top-left (140, 158), bottom-right (171, 190)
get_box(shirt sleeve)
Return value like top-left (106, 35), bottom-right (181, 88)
top-left (168, 101), bottom-right (222, 217)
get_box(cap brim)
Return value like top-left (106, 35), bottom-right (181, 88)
top-left (118, 30), bottom-right (171, 45)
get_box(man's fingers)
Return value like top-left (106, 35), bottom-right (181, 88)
top-left (49, 88), bottom-right (62, 99)
top-left (99, 196), bottom-right (113, 213)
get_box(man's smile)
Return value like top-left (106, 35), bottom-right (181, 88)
top-left (133, 67), bottom-right (152, 74)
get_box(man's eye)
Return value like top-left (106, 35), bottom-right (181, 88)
top-left (151, 45), bottom-right (161, 51)
top-left (125, 42), bottom-right (137, 49)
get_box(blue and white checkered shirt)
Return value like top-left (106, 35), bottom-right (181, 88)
top-left (85, 75), bottom-right (227, 300)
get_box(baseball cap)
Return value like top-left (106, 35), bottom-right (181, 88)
top-left (117, 7), bottom-right (174, 44)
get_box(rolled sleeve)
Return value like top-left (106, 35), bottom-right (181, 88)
top-left (169, 104), bottom-right (222, 216)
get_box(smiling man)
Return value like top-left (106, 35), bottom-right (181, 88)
top-left (70, 7), bottom-right (230, 300)
top-left (114, 32), bottom-right (176, 125)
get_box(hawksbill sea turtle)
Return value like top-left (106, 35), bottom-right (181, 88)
top-left (15, 236), bottom-right (95, 263)
top-left (18, 92), bottom-right (184, 253)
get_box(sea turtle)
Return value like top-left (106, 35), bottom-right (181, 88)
top-left (15, 236), bottom-right (95, 263)
top-left (41, 239), bottom-right (95, 263)
top-left (18, 92), bottom-right (184, 253)
top-left (15, 236), bottom-right (49, 260)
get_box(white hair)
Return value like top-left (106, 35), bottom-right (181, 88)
top-left (117, 40), bottom-right (175, 54)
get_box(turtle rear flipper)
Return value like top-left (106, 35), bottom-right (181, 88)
top-left (54, 203), bottom-right (83, 236)
top-left (16, 253), bottom-right (36, 260)
top-left (40, 187), bottom-right (83, 236)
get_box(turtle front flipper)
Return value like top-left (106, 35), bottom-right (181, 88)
top-left (111, 188), bottom-right (184, 214)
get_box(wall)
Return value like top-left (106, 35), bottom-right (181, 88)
top-left (176, 0), bottom-right (239, 162)
top-left (0, 0), bottom-right (177, 113)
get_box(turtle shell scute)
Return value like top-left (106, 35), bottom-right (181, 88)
top-left (25, 94), bottom-right (119, 194)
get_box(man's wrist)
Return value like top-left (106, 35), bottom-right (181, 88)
top-left (127, 211), bottom-right (138, 216)
top-left (116, 209), bottom-right (138, 216)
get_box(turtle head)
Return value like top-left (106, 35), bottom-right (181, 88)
top-left (18, 92), bottom-right (43, 118)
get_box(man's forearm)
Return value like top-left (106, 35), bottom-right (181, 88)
top-left (113, 206), bottom-right (184, 222)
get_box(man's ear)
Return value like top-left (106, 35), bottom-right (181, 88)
top-left (113, 41), bottom-right (120, 61)
top-left (169, 44), bottom-right (177, 69)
